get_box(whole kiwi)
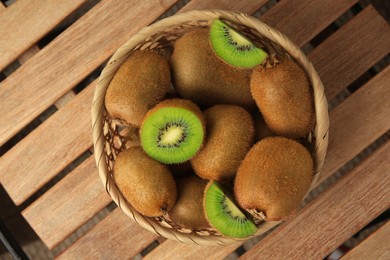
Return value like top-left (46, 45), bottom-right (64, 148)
top-left (250, 56), bottom-right (314, 138)
top-left (191, 105), bottom-right (255, 182)
top-left (113, 147), bottom-right (177, 217)
top-left (169, 175), bottom-right (210, 229)
top-left (170, 29), bottom-right (254, 108)
top-left (235, 137), bottom-right (313, 221)
top-left (105, 50), bottom-right (170, 126)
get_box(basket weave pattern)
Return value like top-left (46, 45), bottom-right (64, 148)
top-left (92, 10), bottom-right (329, 245)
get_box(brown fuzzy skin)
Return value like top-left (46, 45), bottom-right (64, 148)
top-left (113, 147), bottom-right (177, 217)
top-left (105, 50), bottom-right (170, 126)
top-left (234, 137), bottom-right (313, 221)
top-left (250, 56), bottom-right (314, 138)
top-left (169, 175), bottom-right (210, 229)
top-left (170, 29), bottom-right (254, 108)
top-left (141, 98), bottom-right (205, 130)
top-left (191, 105), bottom-right (255, 182)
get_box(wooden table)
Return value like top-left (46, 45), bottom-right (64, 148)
top-left (1, 0), bottom-right (389, 259)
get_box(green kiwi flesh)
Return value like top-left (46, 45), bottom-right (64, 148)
top-left (210, 19), bottom-right (268, 68)
top-left (113, 147), bottom-right (177, 217)
top-left (140, 99), bottom-right (205, 164)
top-left (169, 176), bottom-right (210, 229)
top-left (191, 105), bottom-right (254, 182)
top-left (204, 181), bottom-right (257, 238)
top-left (250, 56), bottom-right (314, 138)
top-left (170, 29), bottom-right (254, 107)
top-left (235, 137), bottom-right (313, 221)
top-left (105, 50), bottom-right (170, 126)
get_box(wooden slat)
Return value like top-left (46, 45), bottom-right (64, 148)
top-left (308, 5), bottom-right (390, 100)
top-left (315, 66), bottom-right (390, 186)
top-left (22, 157), bottom-right (112, 249)
top-left (0, 0), bottom-right (178, 147)
top-left (261, 0), bottom-right (358, 47)
top-left (0, 83), bottom-right (95, 205)
top-left (142, 65), bottom-right (390, 259)
top-left (342, 221), bottom-right (390, 260)
top-left (179, 0), bottom-right (267, 13)
top-left (2, 37), bottom-right (76, 109)
top-left (56, 208), bottom-right (158, 260)
top-left (241, 141), bottom-right (390, 259)
top-left (0, 0), bottom-right (88, 71)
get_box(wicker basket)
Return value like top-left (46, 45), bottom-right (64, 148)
top-left (91, 10), bottom-right (329, 245)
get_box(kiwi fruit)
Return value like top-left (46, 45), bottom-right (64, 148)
top-left (113, 147), bottom-right (177, 217)
top-left (250, 56), bottom-right (314, 138)
top-left (170, 29), bottom-right (254, 107)
top-left (105, 50), bottom-right (170, 126)
top-left (210, 19), bottom-right (268, 68)
top-left (140, 99), bottom-right (205, 164)
top-left (169, 176), bottom-right (210, 229)
top-left (204, 181), bottom-right (257, 238)
top-left (191, 105), bottom-right (255, 182)
top-left (235, 137), bottom-right (313, 221)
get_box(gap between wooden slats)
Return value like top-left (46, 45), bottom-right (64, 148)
top-left (54, 5), bottom-right (388, 256)
top-left (13, 0), bottom-right (386, 254)
top-left (341, 221), bottom-right (390, 260)
top-left (141, 65), bottom-right (390, 259)
top-left (0, 0), bottom-right (88, 71)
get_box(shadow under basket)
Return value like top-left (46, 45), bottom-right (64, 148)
top-left (91, 9), bottom-right (329, 245)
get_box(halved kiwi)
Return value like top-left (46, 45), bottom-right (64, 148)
top-left (140, 99), bottom-right (205, 164)
top-left (204, 181), bottom-right (257, 238)
top-left (210, 19), bottom-right (268, 68)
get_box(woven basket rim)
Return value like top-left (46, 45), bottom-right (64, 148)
top-left (91, 9), bottom-right (329, 246)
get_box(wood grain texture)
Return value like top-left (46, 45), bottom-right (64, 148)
top-left (3, 41), bottom-right (76, 109)
top-left (56, 208), bottom-right (158, 260)
top-left (241, 141), bottom-right (390, 259)
top-left (0, 0), bottom-right (178, 147)
top-left (138, 65), bottom-right (390, 259)
top-left (180, 0), bottom-right (267, 13)
top-left (0, 83), bottom-right (96, 205)
top-left (261, 0), bottom-right (358, 47)
top-left (145, 243), bottom-right (239, 260)
top-left (308, 5), bottom-right (390, 100)
top-left (22, 157), bottom-right (112, 249)
top-left (0, 0), bottom-right (88, 71)
top-left (316, 66), bottom-right (390, 186)
top-left (342, 221), bottom-right (390, 260)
